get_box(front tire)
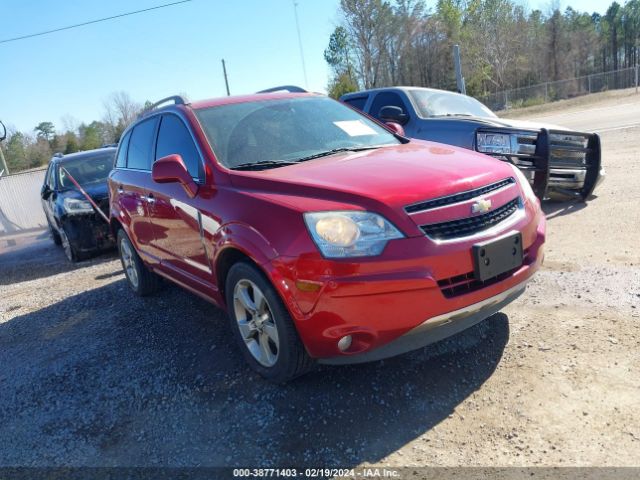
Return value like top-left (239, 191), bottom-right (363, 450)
top-left (225, 262), bottom-right (313, 383)
top-left (48, 220), bottom-right (62, 246)
top-left (117, 229), bottom-right (160, 296)
top-left (59, 225), bottom-right (82, 262)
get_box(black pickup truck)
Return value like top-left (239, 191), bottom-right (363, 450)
top-left (340, 87), bottom-right (604, 200)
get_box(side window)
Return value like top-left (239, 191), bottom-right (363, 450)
top-left (343, 96), bottom-right (368, 112)
top-left (370, 92), bottom-right (409, 120)
top-left (127, 117), bottom-right (158, 170)
top-left (155, 114), bottom-right (202, 180)
top-left (115, 131), bottom-right (131, 168)
top-left (45, 163), bottom-right (55, 188)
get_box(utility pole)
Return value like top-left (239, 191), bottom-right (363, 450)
top-left (292, 0), bottom-right (308, 88)
top-left (221, 59), bottom-right (230, 96)
top-left (453, 45), bottom-right (466, 95)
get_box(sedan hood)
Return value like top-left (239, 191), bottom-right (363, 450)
top-left (231, 141), bottom-right (516, 210)
top-left (59, 182), bottom-right (109, 202)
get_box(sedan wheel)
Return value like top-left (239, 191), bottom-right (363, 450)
top-left (233, 279), bottom-right (279, 367)
top-left (59, 227), bottom-right (77, 262)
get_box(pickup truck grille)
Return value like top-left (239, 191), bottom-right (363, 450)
top-left (405, 177), bottom-right (515, 213)
top-left (420, 197), bottom-right (520, 240)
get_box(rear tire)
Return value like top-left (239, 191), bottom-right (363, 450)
top-left (117, 229), bottom-right (160, 296)
top-left (225, 261), bottom-right (313, 383)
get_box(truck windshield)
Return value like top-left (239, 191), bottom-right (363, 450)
top-left (409, 89), bottom-right (496, 119)
top-left (58, 153), bottom-right (114, 189)
top-left (195, 96), bottom-right (400, 169)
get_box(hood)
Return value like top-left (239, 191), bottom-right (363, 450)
top-left (450, 115), bottom-right (566, 131)
top-left (230, 140), bottom-right (515, 210)
top-left (59, 182), bottom-right (109, 202)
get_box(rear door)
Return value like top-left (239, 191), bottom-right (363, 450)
top-left (110, 118), bottom-right (158, 260)
top-left (147, 113), bottom-right (212, 284)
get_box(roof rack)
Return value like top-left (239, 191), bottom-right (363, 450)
top-left (257, 85), bottom-right (307, 94)
top-left (138, 95), bottom-right (189, 118)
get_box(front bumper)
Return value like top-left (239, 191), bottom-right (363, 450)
top-left (267, 202), bottom-right (545, 361)
top-left (321, 280), bottom-right (526, 364)
top-left (60, 214), bottom-right (114, 253)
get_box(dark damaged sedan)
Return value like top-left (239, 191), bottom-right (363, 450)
top-left (41, 147), bottom-right (115, 261)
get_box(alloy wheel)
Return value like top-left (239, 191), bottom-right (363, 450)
top-left (233, 279), bottom-right (279, 367)
top-left (120, 237), bottom-right (139, 289)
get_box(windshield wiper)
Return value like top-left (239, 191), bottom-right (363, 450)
top-left (294, 146), bottom-right (382, 163)
top-left (230, 160), bottom-right (299, 171)
top-left (429, 113), bottom-right (473, 118)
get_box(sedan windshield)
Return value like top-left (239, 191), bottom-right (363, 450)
top-left (409, 89), bottom-right (496, 119)
top-left (195, 96), bottom-right (400, 169)
top-left (58, 153), bottom-right (114, 189)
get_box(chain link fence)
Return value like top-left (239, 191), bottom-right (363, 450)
top-left (479, 66), bottom-right (640, 111)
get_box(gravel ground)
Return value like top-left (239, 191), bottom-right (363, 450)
top-left (0, 97), bottom-right (638, 470)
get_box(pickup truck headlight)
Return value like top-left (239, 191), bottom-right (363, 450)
top-left (510, 164), bottom-right (537, 203)
top-left (304, 211), bottom-right (404, 258)
top-left (476, 132), bottom-right (512, 154)
top-left (63, 197), bottom-right (94, 215)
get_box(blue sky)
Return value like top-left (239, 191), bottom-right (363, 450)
top-left (1, 0), bottom-right (610, 133)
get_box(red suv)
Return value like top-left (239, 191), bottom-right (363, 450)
top-left (108, 91), bottom-right (545, 382)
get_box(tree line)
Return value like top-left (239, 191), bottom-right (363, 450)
top-left (0, 92), bottom-right (144, 175)
top-left (324, 0), bottom-right (640, 98)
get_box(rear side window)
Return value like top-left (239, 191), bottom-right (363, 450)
top-left (343, 96), bottom-right (368, 112)
top-left (370, 92), bottom-right (409, 120)
top-left (127, 117), bottom-right (158, 170)
top-left (115, 131), bottom-right (131, 168)
top-left (155, 115), bottom-right (202, 179)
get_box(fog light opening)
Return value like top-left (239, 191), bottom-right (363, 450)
top-left (337, 335), bottom-right (353, 352)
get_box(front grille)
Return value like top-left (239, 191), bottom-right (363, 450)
top-left (549, 133), bottom-right (590, 168)
top-left (421, 197), bottom-right (520, 240)
top-left (438, 249), bottom-right (530, 298)
top-left (405, 178), bottom-right (515, 213)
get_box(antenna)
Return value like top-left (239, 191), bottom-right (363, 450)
top-left (292, 0), bottom-right (308, 88)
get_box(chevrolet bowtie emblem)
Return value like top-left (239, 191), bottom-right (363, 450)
top-left (471, 198), bottom-right (492, 214)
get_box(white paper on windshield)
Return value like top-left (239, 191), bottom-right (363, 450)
top-left (333, 120), bottom-right (377, 137)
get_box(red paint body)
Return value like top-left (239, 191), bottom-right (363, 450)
top-left (109, 92), bottom-right (545, 360)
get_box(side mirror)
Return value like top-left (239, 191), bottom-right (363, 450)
top-left (152, 154), bottom-right (198, 198)
top-left (0, 121), bottom-right (6, 142)
top-left (41, 184), bottom-right (52, 199)
top-left (385, 122), bottom-right (405, 137)
top-left (379, 106), bottom-right (409, 125)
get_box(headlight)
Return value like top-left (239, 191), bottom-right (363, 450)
top-left (304, 211), bottom-right (404, 258)
top-left (476, 132), bottom-right (512, 154)
top-left (510, 164), bottom-right (537, 203)
top-left (63, 197), bottom-right (94, 214)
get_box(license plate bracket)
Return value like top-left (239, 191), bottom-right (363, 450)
top-left (473, 232), bottom-right (523, 282)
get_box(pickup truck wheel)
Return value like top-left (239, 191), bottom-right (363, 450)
top-left (117, 229), bottom-right (160, 296)
top-left (225, 262), bottom-right (313, 383)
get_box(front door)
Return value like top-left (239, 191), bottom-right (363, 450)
top-left (147, 113), bottom-right (212, 285)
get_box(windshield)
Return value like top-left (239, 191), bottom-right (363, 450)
top-left (57, 153), bottom-right (114, 189)
top-left (195, 96), bottom-right (400, 169)
top-left (409, 89), bottom-right (496, 119)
